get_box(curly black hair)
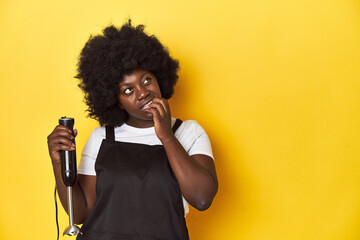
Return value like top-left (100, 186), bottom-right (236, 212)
top-left (75, 20), bottom-right (179, 126)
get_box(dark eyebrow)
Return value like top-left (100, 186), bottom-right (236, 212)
top-left (119, 83), bottom-right (130, 88)
top-left (140, 72), bottom-right (147, 80)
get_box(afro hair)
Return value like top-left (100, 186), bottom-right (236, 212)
top-left (75, 20), bottom-right (179, 126)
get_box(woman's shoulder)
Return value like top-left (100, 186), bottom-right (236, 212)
top-left (174, 119), bottom-right (208, 144)
top-left (178, 119), bottom-right (207, 135)
top-left (175, 119), bottom-right (213, 158)
top-left (90, 126), bottom-right (106, 138)
top-left (81, 126), bottom-right (106, 157)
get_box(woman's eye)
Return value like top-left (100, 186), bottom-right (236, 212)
top-left (143, 77), bottom-right (151, 85)
top-left (124, 88), bottom-right (133, 94)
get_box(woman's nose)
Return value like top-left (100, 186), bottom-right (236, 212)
top-left (137, 86), bottom-right (150, 100)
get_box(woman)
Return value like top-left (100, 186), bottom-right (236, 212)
top-left (47, 20), bottom-right (218, 240)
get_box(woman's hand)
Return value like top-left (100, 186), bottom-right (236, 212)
top-left (47, 125), bottom-right (96, 223)
top-left (47, 125), bottom-right (77, 165)
top-left (148, 98), bottom-right (174, 142)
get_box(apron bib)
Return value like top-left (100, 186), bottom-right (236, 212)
top-left (77, 119), bottom-right (189, 240)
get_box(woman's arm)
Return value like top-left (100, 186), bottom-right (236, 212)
top-left (149, 98), bottom-right (218, 211)
top-left (48, 126), bottom-right (97, 224)
top-left (162, 138), bottom-right (218, 211)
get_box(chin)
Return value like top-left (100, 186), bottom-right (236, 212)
top-left (144, 112), bottom-right (154, 120)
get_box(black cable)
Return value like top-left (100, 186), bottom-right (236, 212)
top-left (55, 185), bottom-right (59, 240)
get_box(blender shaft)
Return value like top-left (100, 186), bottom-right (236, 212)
top-left (67, 186), bottom-right (75, 226)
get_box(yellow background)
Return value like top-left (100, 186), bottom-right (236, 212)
top-left (1, 0), bottom-right (359, 239)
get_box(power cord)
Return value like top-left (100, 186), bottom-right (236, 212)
top-left (55, 185), bottom-right (59, 240)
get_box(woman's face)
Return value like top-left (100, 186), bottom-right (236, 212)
top-left (118, 69), bottom-right (162, 128)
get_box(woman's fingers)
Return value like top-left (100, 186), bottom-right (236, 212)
top-left (50, 126), bottom-right (74, 139)
top-left (150, 98), bottom-right (170, 118)
top-left (48, 125), bottom-right (77, 163)
top-left (50, 135), bottom-right (75, 147)
top-left (148, 107), bottom-right (161, 122)
top-left (149, 102), bottom-right (166, 118)
top-left (49, 141), bottom-right (75, 153)
top-left (153, 98), bottom-right (170, 113)
top-left (148, 98), bottom-right (174, 141)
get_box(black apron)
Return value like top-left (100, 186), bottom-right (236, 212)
top-left (77, 119), bottom-right (189, 240)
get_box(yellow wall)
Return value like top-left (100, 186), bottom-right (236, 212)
top-left (0, 0), bottom-right (359, 239)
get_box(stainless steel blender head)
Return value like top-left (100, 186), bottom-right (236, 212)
top-left (63, 187), bottom-right (80, 236)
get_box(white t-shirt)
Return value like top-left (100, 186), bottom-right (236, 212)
top-left (78, 118), bottom-right (213, 215)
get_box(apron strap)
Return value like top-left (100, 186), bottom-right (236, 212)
top-left (105, 125), bottom-right (115, 141)
top-left (172, 119), bottom-right (183, 133)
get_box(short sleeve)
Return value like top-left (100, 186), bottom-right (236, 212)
top-left (77, 127), bottom-right (105, 176)
top-left (188, 125), bottom-right (213, 159)
top-left (175, 120), bottom-right (214, 160)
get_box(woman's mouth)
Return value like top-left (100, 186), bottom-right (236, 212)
top-left (141, 100), bottom-right (153, 111)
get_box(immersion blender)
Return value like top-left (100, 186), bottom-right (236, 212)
top-left (59, 117), bottom-right (81, 236)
